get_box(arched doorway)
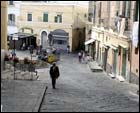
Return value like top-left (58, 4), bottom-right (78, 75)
top-left (41, 31), bottom-right (47, 48)
top-left (51, 29), bottom-right (69, 52)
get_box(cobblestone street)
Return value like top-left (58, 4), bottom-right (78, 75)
top-left (39, 54), bottom-right (139, 112)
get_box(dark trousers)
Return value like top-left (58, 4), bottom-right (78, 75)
top-left (52, 78), bottom-right (56, 88)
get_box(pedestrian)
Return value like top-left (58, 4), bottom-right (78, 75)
top-left (11, 49), bottom-right (16, 59)
top-left (22, 43), bottom-right (26, 51)
top-left (78, 51), bottom-right (82, 63)
top-left (82, 51), bottom-right (85, 63)
top-left (67, 45), bottom-right (70, 54)
top-left (49, 62), bottom-right (60, 89)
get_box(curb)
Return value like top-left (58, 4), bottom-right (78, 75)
top-left (33, 83), bottom-right (48, 112)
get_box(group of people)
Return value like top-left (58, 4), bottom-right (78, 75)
top-left (78, 50), bottom-right (91, 63)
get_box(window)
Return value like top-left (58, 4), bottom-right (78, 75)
top-left (54, 40), bottom-right (66, 45)
top-left (43, 13), bottom-right (48, 22)
top-left (8, 14), bottom-right (15, 26)
top-left (8, 14), bottom-right (15, 22)
top-left (9, 1), bottom-right (14, 5)
top-left (135, 47), bottom-right (138, 54)
top-left (128, 48), bottom-right (130, 61)
top-left (116, 1), bottom-right (120, 16)
top-left (134, 1), bottom-right (139, 21)
top-left (118, 46), bottom-right (121, 55)
top-left (27, 13), bottom-right (32, 21)
top-left (107, 1), bottom-right (110, 17)
top-left (54, 14), bottom-right (62, 23)
top-left (122, 1), bottom-right (131, 18)
top-left (122, 1), bottom-right (126, 17)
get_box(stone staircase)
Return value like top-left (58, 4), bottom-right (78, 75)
top-left (1, 63), bottom-right (38, 80)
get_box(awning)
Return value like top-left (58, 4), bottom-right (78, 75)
top-left (8, 32), bottom-right (36, 39)
top-left (102, 45), bottom-right (108, 49)
top-left (85, 39), bottom-right (95, 45)
top-left (52, 34), bottom-right (69, 38)
top-left (119, 43), bottom-right (128, 49)
top-left (110, 45), bottom-right (118, 50)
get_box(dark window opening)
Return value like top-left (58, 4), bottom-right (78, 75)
top-left (43, 13), bottom-right (48, 22)
top-left (136, 69), bottom-right (138, 73)
top-left (134, 1), bottom-right (139, 21)
top-left (27, 13), bottom-right (32, 21)
top-left (135, 47), bottom-right (138, 54)
top-left (118, 47), bottom-right (121, 55)
top-left (54, 14), bottom-right (62, 23)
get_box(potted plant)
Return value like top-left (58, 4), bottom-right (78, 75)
top-left (4, 55), bottom-right (10, 61)
top-left (13, 57), bottom-right (19, 63)
top-left (31, 60), bottom-right (37, 65)
top-left (24, 57), bottom-right (30, 64)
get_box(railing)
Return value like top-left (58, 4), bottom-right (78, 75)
top-left (94, 17), bottom-right (131, 34)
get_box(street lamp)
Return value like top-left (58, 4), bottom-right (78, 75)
top-left (12, 34), bottom-right (18, 80)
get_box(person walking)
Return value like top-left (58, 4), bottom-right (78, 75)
top-left (49, 63), bottom-right (60, 89)
top-left (82, 51), bottom-right (85, 63)
top-left (67, 45), bottom-right (70, 54)
top-left (78, 51), bottom-right (82, 63)
top-left (11, 49), bottom-right (16, 59)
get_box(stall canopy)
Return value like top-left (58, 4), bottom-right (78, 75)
top-left (7, 26), bottom-right (18, 35)
top-left (8, 32), bottom-right (37, 39)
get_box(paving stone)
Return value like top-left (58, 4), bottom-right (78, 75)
top-left (39, 54), bottom-right (139, 112)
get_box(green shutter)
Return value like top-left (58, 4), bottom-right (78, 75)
top-left (55, 16), bottom-right (57, 23)
top-left (60, 15), bottom-right (62, 23)
top-left (135, 1), bottom-right (139, 21)
top-left (43, 13), bottom-right (48, 22)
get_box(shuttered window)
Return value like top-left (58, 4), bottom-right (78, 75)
top-left (43, 13), bottom-right (48, 22)
top-left (27, 13), bottom-right (32, 21)
top-left (54, 14), bottom-right (62, 23)
top-left (134, 1), bottom-right (139, 21)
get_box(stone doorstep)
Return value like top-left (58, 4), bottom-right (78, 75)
top-left (109, 73), bottom-right (116, 78)
top-left (91, 69), bottom-right (103, 72)
top-left (116, 75), bottom-right (125, 82)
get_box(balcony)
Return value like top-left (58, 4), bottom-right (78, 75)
top-left (7, 20), bottom-right (16, 26)
top-left (99, 17), bottom-right (131, 37)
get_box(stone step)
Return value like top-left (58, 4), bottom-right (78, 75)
top-left (109, 73), bottom-right (116, 78)
top-left (91, 69), bottom-right (103, 72)
top-left (2, 69), bottom-right (38, 80)
top-left (2, 70), bottom-right (11, 74)
top-left (88, 61), bottom-right (103, 72)
top-left (116, 75), bottom-right (125, 82)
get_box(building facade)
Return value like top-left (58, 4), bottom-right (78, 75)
top-left (17, 2), bottom-right (88, 52)
top-left (1, 1), bottom-right (8, 50)
top-left (7, 1), bottom-right (21, 35)
top-left (86, 1), bottom-right (139, 85)
top-left (1, 1), bottom-right (8, 71)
